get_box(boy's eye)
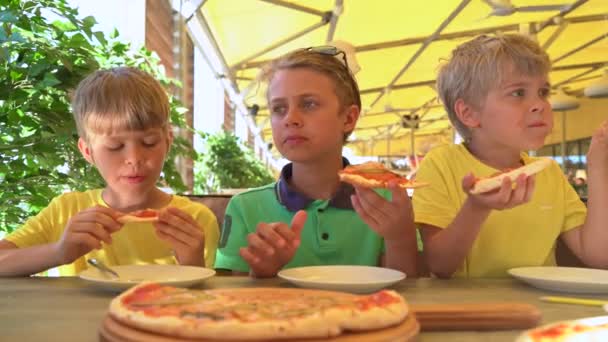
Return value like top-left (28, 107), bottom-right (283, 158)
top-left (106, 144), bottom-right (123, 151)
top-left (271, 105), bottom-right (287, 116)
top-left (302, 99), bottom-right (318, 110)
top-left (143, 139), bottom-right (159, 147)
top-left (539, 88), bottom-right (550, 98)
top-left (510, 89), bottom-right (525, 97)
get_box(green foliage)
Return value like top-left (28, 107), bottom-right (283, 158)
top-left (194, 131), bottom-right (275, 193)
top-left (0, 0), bottom-right (193, 232)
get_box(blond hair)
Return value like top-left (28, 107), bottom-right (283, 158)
top-left (261, 48), bottom-right (361, 141)
top-left (437, 34), bottom-right (551, 140)
top-left (72, 67), bottom-right (170, 141)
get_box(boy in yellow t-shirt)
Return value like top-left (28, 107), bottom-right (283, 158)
top-left (413, 34), bottom-right (608, 278)
top-left (0, 67), bottom-right (219, 276)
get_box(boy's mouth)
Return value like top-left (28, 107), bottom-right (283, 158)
top-left (124, 175), bottom-right (146, 184)
top-left (284, 135), bottom-right (308, 144)
top-left (528, 122), bottom-right (547, 128)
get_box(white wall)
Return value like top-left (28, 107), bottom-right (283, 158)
top-left (66, 0), bottom-right (146, 48)
top-left (193, 49), bottom-right (225, 150)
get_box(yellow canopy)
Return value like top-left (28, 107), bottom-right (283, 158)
top-left (191, 0), bottom-right (608, 157)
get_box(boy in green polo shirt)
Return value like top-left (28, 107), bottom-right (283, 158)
top-left (214, 47), bottom-right (418, 277)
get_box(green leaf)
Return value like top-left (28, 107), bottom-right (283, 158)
top-left (51, 20), bottom-right (77, 32)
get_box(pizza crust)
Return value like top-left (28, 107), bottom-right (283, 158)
top-left (339, 173), bottom-right (429, 189)
top-left (116, 215), bottom-right (158, 224)
top-left (109, 284), bottom-right (409, 340)
top-left (470, 158), bottom-right (552, 195)
top-left (117, 210), bottom-right (159, 224)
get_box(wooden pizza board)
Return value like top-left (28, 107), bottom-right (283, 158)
top-left (99, 313), bottom-right (420, 342)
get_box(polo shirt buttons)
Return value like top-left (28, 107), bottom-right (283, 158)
top-left (321, 232), bottom-right (329, 240)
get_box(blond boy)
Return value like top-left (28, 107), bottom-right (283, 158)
top-left (413, 34), bottom-right (608, 277)
top-left (0, 67), bottom-right (219, 276)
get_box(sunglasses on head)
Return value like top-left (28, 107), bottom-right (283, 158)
top-left (306, 46), bottom-right (349, 70)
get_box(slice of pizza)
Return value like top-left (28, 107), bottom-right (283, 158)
top-left (470, 158), bottom-right (552, 195)
top-left (108, 283), bottom-right (411, 340)
top-left (518, 320), bottom-right (608, 342)
top-left (338, 162), bottom-right (429, 189)
top-left (117, 209), bottom-right (159, 224)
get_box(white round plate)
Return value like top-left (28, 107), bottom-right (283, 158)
top-left (79, 265), bottom-right (215, 291)
top-left (508, 267), bottom-right (608, 294)
top-left (278, 265), bottom-right (405, 293)
top-left (516, 316), bottom-right (608, 342)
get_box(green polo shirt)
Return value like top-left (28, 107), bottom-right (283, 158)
top-left (214, 161), bottom-right (385, 272)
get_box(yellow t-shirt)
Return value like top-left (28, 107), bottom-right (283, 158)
top-left (413, 144), bottom-right (587, 278)
top-left (5, 189), bottom-right (219, 276)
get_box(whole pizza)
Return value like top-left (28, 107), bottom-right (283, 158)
top-left (109, 283), bottom-right (409, 340)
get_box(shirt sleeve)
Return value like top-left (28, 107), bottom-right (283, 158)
top-left (412, 152), bottom-right (459, 229)
top-left (4, 196), bottom-right (61, 247)
top-left (213, 196), bottom-right (251, 272)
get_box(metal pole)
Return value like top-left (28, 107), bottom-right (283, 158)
top-left (561, 111), bottom-right (567, 171)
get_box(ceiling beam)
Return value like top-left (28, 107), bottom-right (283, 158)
top-left (536, 0), bottom-right (589, 32)
top-left (231, 19), bottom-right (329, 70)
top-left (326, 0), bottom-right (343, 43)
top-left (552, 33), bottom-right (608, 65)
top-left (235, 13), bottom-right (608, 70)
top-left (259, 0), bottom-right (326, 17)
top-left (553, 66), bottom-right (605, 88)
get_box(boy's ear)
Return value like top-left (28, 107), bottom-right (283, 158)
top-left (342, 104), bottom-right (360, 134)
top-left (77, 137), bottom-right (95, 164)
top-left (454, 99), bottom-right (481, 129)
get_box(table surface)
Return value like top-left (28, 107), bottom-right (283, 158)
top-left (1, 276), bottom-right (607, 342)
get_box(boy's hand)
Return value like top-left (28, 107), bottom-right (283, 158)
top-left (351, 181), bottom-right (414, 243)
top-left (54, 206), bottom-right (122, 265)
top-left (153, 207), bottom-right (205, 266)
top-left (239, 210), bottom-right (307, 278)
top-left (463, 173), bottom-right (535, 211)
top-left (587, 120), bottom-right (608, 172)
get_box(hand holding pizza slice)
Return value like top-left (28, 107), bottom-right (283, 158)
top-left (338, 162), bottom-right (428, 189)
top-left (469, 158), bottom-right (552, 195)
top-left (153, 207), bottom-right (206, 267)
top-left (462, 158), bottom-right (551, 211)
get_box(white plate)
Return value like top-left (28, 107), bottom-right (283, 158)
top-left (508, 267), bottom-right (608, 294)
top-left (516, 316), bottom-right (608, 342)
top-left (79, 265), bottom-right (215, 291)
top-left (278, 265), bottom-right (405, 293)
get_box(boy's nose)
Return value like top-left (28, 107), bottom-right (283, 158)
top-left (284, 109), bottom-right (303, 127)
top-left (124, 146), bottom-right (143, 165)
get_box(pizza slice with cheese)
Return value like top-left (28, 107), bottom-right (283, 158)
top-left (338, 162), bottom-right (429, 189)
top-left (117, 209), bottom-right (159, 224)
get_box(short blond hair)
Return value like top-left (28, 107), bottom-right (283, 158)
top-left (261, 48), bottom-right (361, 141)
top-left (72, 67), bottom-right (170, 141)
top-left (437, 34), bottom-right (551, 140)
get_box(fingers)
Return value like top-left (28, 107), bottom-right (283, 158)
top-left (462, 173), bottom-right (477, 192)
top-left (387, 180), bottom-right (410, 206)
top-left (523, 175), bottom-right (536, 202)
top-left (352, 186), bottom-right (386, 223)
top-left (247, 230), bottom-right (275, 257)
top-left (76, 206), bottom-right (122, 233)
top-left (351, 193), bottom-right (378, 227)
top-left (240, 247), bottom-right (261, 265)
top-left (72, 231), bottom-right (103, 250)
top-left (290, 210), bottom-right (307, 237)
top-left (154, 208), bottom-right (204, 248)
top-left (69, 221), bottom-right (113, 244)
